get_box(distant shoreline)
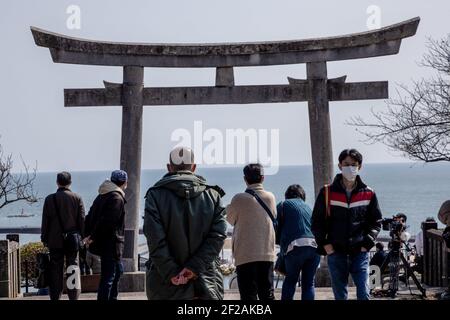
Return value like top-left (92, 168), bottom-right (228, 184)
top-left (15, 161), bottom-right (445, 175)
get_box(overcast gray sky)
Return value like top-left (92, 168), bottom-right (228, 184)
top-left (1, 0), bottom-right (449, 172)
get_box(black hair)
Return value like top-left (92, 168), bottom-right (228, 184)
top-left (243, 163), bottom-right (264, 184)
top-left (285, 184), bottom-right (306, 201)
top-left (57, 171), bottom-right (72, 187)
top-left (338, 149), bottom-right (363, 165)
top-left (395, 213), bottom-right (407, 222)
top-left (375, 242), bottom-right (384, 251)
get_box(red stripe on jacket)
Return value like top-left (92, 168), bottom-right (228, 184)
top-left (351, 191), bottom-right (374, 203)
top-left (329, 190), bottom-right (374, 204)
top-left (329, 192), bottom-right (347, 203)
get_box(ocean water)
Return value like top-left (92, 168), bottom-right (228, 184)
top-left (1, 163), bottom-right (449, 244)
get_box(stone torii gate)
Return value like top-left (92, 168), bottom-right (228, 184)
top-left (31, 17), bottom-right (419, 275)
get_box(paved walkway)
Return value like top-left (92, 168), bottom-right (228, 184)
top-left (10, 287), bottom-right (443, 300)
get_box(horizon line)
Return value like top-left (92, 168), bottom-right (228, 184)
top-left (22, 160), bottom-right (446, 174)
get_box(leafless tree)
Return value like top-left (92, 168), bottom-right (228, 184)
top-left (349, 36), bottom-right (450, 162)
top-left (0, 143), bottom-right (38, 209)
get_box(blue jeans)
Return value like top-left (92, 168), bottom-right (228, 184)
top-left (327, 251), bottom-right (369, 300)
top-left (97, 257), bottom-right (123, 301)
top-left (281, 246), bottom-right (320, 300)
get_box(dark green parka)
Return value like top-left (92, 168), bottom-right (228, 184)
top-left (143, 171), bottom-right (227, 300)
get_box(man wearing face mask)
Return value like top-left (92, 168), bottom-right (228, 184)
top-left (311, 149), bottom-right (382, 300)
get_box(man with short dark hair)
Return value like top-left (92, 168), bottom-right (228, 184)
top-left (370, 243), bottom-right (387, 269)
top-left (144, 147), bottom-right (227, 300)
top-left (394, 213), bottom-right (407, 224)
top-left (312, 149), bottom-right (382, 300)
top-left (41, 171), bottom-right (85, 300)
top-left (84, 170), bottom-right (128, 300)
top-left (226, 163), bottom-right (277, 301)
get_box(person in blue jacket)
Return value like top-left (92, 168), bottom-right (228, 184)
top-left (277, 184), bottom-right (320, 300)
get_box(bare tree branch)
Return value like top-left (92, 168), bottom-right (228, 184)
top-left (348, 35), bottom-right (450, 163)
top-left (0, 143), bottom-right (38, 210)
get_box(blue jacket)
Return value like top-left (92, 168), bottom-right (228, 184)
top-left (276, 198), bottom-right (315, 254)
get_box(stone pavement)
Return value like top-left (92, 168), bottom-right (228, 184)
top-left (9, 287), bottom-right (443, 300)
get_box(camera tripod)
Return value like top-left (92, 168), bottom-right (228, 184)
top-left (379, 239), bottom-right (426, 298)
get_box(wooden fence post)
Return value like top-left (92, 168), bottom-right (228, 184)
top-left (422, 219), bottom-right (438, 285)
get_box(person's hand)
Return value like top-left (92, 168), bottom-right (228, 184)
top-left (171, 274), bottom-right (188, 286)
top-left (361, 247), bottom-right (368, 252)
top-left (180, 268), bottom-right (197, 281)
top-left (170, 268), bottom-right (197, 286)
top-left (170, 275), bottom-right (183, 286)
top-left (324, 244), bottom-right (335, 255)
top-left (83, 236), bottom-right (93, 246)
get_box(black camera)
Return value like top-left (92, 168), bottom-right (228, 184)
top-left (382, 215), bottom-right (407, 239)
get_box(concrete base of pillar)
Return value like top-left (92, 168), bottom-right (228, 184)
top-left (315, 256), bottom-right (355, 288)
top-left (73, 272), bottom-right (146, 293)
top-left (121, 257), bottom-right (138, 273)
top-left (315, 266), bottom-right (332, 287)
top-left (119, 272), bottom-right (146, 292)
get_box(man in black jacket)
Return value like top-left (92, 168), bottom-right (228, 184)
top-left (312, 149), bottom-right (382, 300)
top-left (370, 243), bottom-right (387, 269)
top-left (41, 171), bottom-right (85, 300)
top-left (84, 170), bottom-right (127, 300)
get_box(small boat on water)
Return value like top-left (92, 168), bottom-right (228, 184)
top-left (7, 209), bottom-right (35, 218)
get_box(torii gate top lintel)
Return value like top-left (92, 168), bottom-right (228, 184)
top-left (31, 17), bottom-right (419, 68)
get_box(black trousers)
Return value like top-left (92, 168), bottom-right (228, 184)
top-left (48, 249), bottom-right (80, 300)
top-left (236, 261), bottom-right (275, 301)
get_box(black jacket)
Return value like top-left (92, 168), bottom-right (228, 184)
top-left (85, 181), bottom-right (126, 260)
top-left (370, 250), bottom-right (387, 268)
top-left (41, 187), bottom-right (85, 249)
top-left (311, 174), bottom-right (382, 255)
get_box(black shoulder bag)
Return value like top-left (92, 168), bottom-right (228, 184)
top-left (52, 194), bottom-right (82, 252)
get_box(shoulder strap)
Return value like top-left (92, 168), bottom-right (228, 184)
top-left (324, 184), bottom-right (331, 241)
top-left (245, 189), bottom-right (276, 224)
top-left (324, 184), bottom-right (331, 218)
top-left (52, 193), bottom-right (67, 233)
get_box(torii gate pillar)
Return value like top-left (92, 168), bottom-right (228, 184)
top-left (120, 66), bottom-right (144, 272)
top-left (307, 62), bottom-right (334, 197)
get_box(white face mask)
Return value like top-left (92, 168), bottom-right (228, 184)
top-left (341, 166), bottom-right (359, 182)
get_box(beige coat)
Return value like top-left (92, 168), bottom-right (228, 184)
top-left (226, 183), bottom-right (277, 266)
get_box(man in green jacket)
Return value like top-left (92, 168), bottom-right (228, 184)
top-left (143, 147), bottom-right (227, 300)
